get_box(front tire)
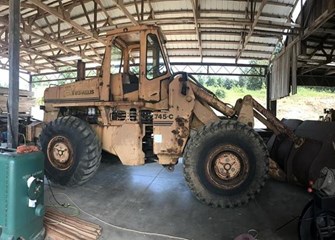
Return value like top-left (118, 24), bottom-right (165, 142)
top-left (183, 120), bottom-right (269, 208)
top-left (40, 116), bottom-right (101, 186)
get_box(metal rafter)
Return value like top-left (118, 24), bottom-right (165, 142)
top-left (93, 0), bottom-right (114, 26)
top-left (23, 26), bottom-right (99, 63)
top-left (113, 0), bottom-right (139, 25)
top-left (80, 0), bottom-right (94, 32)
top-left (20, 45), bottom-right (77, 68)
top-left (147, 0), bottom-right (155, 19)
top-left (22, 6), bottom-right (298, 37)
top-left (45, 8), bottom-right (290, 28)
top-left (0, 0), bottom-right (304, 73)
top-left (28, 0), bottom-right (106, 45)
top-left (236, 0), bottom-right (268, 62)
top-left (190, 0), bottom-right (202, 61)
top-left (166, 39), bottom-right (276, 47)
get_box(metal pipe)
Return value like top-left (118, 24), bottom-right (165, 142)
top-left (252, 98), bottom-right (303, 147)
top-left (7, 0), bottom-right (20, 148)
top-left (189, 82), bottom-right (236, 117)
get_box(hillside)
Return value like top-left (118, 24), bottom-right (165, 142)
top-left (207, 86), bottom-right (335, 125)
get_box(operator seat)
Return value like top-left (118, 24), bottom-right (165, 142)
top-left (123, 72), bottom-right (139, 94)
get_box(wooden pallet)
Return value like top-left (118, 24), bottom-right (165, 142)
top-left (44, 208), bottom-right (102, 240)
top-left (0, 87), bottom-right (35, 115)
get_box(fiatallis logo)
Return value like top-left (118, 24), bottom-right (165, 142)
top-left (72, 89), bottom-right (95, 95)
top-left (64, 87), bottom-right (95, 97)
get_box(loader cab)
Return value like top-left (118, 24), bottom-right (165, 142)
top-left (103, 25), bottom-right (171, 103)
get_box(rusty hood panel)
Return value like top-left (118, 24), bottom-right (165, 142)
top-left (44, 77), bottom-right (101, 103)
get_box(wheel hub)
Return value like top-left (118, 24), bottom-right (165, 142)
top-left (205, 144), bottom-right (249, 190)
top-left (47, 136), bottom-right (73, 170)
top-left (214, 152), bottom-right (241, 180)
top-left (52, 142), bottom-right (69, 163)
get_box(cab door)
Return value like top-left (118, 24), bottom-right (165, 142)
top-left (139, 30), bottom-right (170, 102)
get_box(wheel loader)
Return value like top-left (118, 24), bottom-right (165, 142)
top-left (36, 25), bottom-right (335, 208)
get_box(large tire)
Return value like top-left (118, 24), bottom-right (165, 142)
top-left (40, 116), bottom-right (101, 186)
top-left (183, 120), bottom-right (269, 208)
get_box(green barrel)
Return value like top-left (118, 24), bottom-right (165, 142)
top-left (0, 150), bottom-right (45, 240)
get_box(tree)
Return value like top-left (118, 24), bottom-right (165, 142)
top-left (215, 89), bottom-right (225, 99)
top-left (223, 78), bottom-right (235, 90)
top-left (238, 60), bottom-right (267, 90)
top-left (246, 76), bottom-right (263, 90)
top-left (196, 75), bottom-right (206, 86)
top-left (238, 77), bottom-right (246, 88)
top-left (206, 77), bottom-right (217, 87)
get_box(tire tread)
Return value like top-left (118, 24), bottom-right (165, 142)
top-left (40, 116), bottom-right (101, 186)
top-left (183, 119), bottom-right (269, 208)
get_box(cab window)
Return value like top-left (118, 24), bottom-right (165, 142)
top-left (110, 46), bottom-right (123, 74)
top-left (129, 48), bottom-right (140, 78)
top-left (146, 34), bottom-right (167, 80)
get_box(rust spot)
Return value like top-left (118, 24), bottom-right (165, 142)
top-left (177, 138), bottom-right (184, 147)
top-left (172, 126), bottom-right (189, 138)
top-left (166, 148), bottom-right (179, 154)
top-left (175, 117), bottom-right (188, 127)
top-left (171, 130), bottom-right (178, 135)
top-left (180, 126), bottom-right (189, 138)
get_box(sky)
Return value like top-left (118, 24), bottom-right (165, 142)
top-left (0, 68), bottom-right (30, 90)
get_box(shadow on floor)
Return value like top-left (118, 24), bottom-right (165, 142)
top-left (45, 154), bottom-right (310, 240)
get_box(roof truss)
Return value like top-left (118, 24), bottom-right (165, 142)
top-left (0, 0), bottom-right (301, 73)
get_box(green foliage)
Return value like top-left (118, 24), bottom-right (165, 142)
top-left (246, 76), bottom-right (263, 90)
top-left (222, 78), bottom-right (235, 90)
top-left (196, 75), bottom-right (206, 86)
top-left (238, 60), bottom-right (267, 90)
top-left (205, 77), bottom-right (234, 88)
top-left (215, 89), bottom-right (225, 99)
top-left (206, 77), bottom-right (217, 87)
top-left (237, 77), bottom-right (246, 88)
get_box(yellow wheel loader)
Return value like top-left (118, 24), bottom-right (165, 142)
top-left (37, 25), bottom-right (335, 208)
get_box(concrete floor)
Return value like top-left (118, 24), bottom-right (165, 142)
top-left (45, 154), bottom-right (311, 240)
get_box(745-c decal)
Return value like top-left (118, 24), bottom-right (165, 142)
top-left (153, 113), bottom-right (174, 120)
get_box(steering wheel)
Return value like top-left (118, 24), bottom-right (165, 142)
top-left (147, 64), bottom-right (166, 76)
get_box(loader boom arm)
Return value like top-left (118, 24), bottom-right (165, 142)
top-left (189, 81), bottom-right (303, 146)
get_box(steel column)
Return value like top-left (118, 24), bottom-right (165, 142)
top-left (29, 74), bottom-right (32, 92)
top-left (7, 0), bottom-right (20, 148)
top-left (266, 69), bottom-right (277, 116)
top-left (76, 60), bottom-right (86, 81)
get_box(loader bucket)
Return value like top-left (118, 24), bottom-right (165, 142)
top-left (268, 119), bottom-right (335, 185)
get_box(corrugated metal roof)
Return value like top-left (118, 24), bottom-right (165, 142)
top-left (0, 0), bottom-right (302, 73)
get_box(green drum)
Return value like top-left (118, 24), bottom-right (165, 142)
top-left (0, 150), bottom-right (45, 240)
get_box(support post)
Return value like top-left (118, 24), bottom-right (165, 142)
top-left (76, 60), bottom-right (86, 81)
top-left (266, 69), bottom-right (277, 116)
top-left (29, 74), bottom-right (32, 92)
top-left (7, 0), bottom-right (20, 148)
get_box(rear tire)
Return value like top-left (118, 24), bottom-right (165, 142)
top-left (40, 116), bottom-right (101, 186)
top-left (183, 120), bottom-right (269, 208)
top-left (299, 200), bottom-right (316, 240)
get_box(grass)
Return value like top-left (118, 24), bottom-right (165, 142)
top-left (206, 85), bottom-right (335, 122)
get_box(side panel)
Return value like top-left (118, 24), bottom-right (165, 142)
top-left (92, 123), bottom-right (145, 166)
top-left (43, 78), bottom-right (101, 122)
top-left (110, 74), bottom-right (123, 101)
top-left (153, 76), bottom-right (195, 165)
top-left (44, 78), bottom-right (100, 103)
